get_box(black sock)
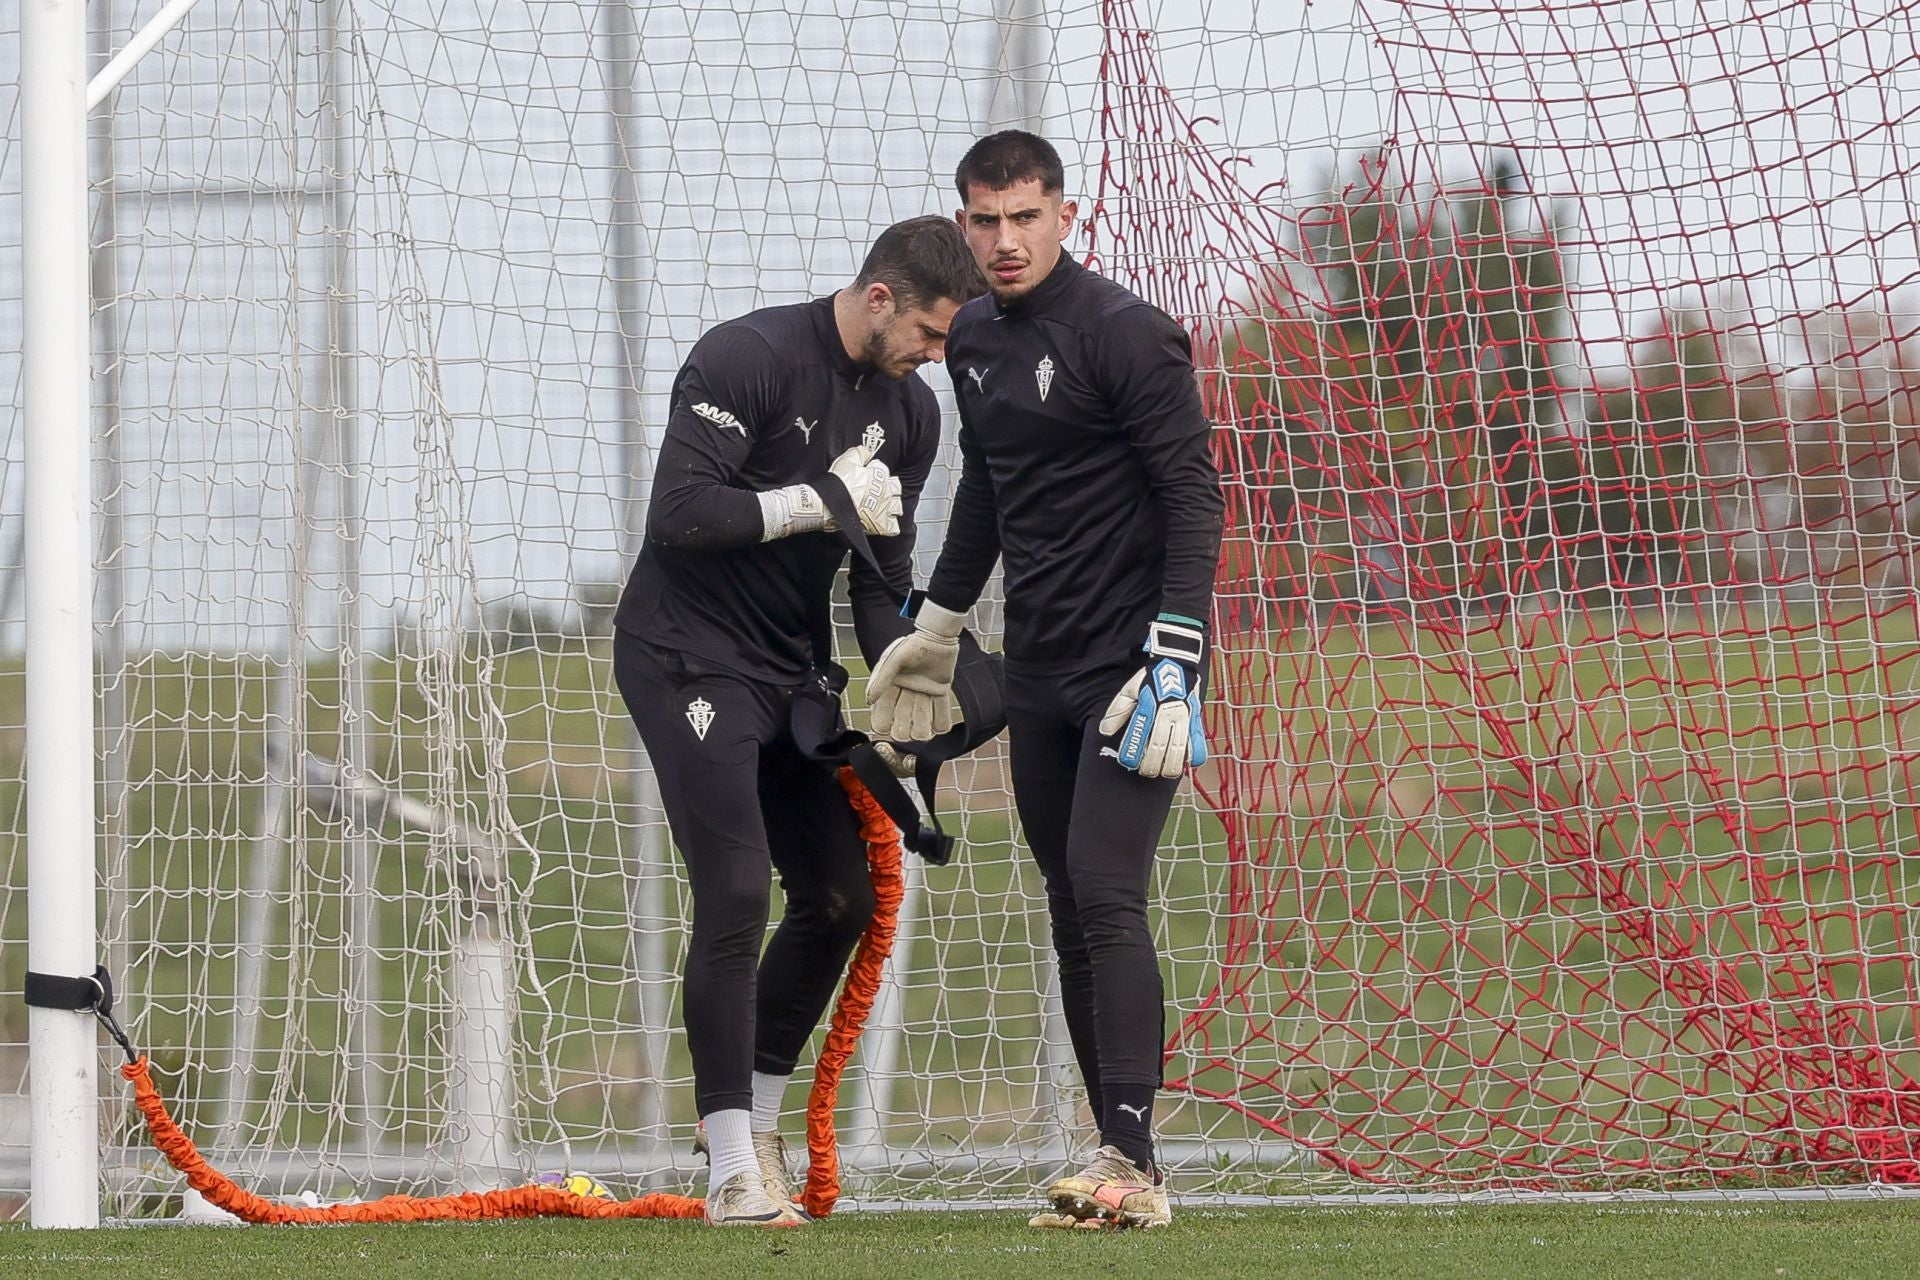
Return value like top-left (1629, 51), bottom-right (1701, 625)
top-left (1100, 1084), bottom-right (1157, 1176)
top-left (1084, 1081), bottom-right (1105, 1134)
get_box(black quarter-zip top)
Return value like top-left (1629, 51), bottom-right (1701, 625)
top-left (928, 254), bottom-right (1224, 672)
top-left (615, 296), bottom-right (936, 682)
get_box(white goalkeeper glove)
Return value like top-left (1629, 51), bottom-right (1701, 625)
top-left (756, 483), bottom-right (830, 541)
top-left (871, 680), bottom-right (963, 778)
top-left (868, 599), bottom-right (967, 742)
top-left (828, 442), bottom-right (903, 537)
top-left (757, 443), bottom-right (903, 540)
top-left (1097, 613), bottom-right (1209, 779)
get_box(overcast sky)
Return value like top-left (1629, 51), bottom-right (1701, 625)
top-left (0, 0), bottom-right (1914, 649)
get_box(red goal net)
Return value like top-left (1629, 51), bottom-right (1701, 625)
top-left (1089, 0), bottom-right (1920, 1187)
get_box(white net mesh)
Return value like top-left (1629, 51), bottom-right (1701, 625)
top-left (1, 0), bottom-right (1079, 1212)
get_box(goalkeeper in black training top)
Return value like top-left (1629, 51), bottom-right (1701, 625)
top-left (868, 132), bottom-right (1224, 1230)
top-left (613, 217), bottom-right (989, 1227)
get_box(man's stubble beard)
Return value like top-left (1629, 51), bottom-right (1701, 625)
top-left (864, 326), bottom-right (916, 379)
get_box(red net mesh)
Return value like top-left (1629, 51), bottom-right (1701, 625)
top-left (1087, 0), bottom-right (1920, 1187)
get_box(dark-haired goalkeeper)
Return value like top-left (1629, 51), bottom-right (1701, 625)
top-left (868, 133), bottom-right (1224, 1230)
top-left (613, 216), bottom-right (989, 1226)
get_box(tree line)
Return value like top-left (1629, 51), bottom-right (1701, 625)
top-left (1219, 146), bottom-right (1920, 621)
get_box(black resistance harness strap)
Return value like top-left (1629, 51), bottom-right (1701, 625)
top-left (794, 473), bottom-right (1007, 866)
top-left (24, 963), bottom-right (138, 1062)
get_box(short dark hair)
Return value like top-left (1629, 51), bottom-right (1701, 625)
top-left (855, 215), bottom-right (989, 310)
top-left (954, 130), bottom-right (1066, 200)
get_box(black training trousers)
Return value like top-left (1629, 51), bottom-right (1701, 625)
top-left (613, 630), bottom-right (875, 1116)
top-left (1004, 656), bottom-right (1181, 1126)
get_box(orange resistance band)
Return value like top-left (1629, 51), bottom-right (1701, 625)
top-left (123, 766), bottom-right (907, 1224)
top-left (800, 769), bottom-right (904, 1218)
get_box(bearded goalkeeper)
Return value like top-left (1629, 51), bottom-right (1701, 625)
top-left (868, 132), bottom-right (1224, 1230)
top-left (614, 216), bottom-right (989, 1227)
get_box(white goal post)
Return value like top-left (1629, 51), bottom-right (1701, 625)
top-left (20, 0), bottom-right (100, 1231)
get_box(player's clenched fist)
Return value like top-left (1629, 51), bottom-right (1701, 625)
top-left (828, 443), bottom-right (903, 537)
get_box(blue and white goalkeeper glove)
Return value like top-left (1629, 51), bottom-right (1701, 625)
top-left (1097, 613), bottom-right (1209, 779)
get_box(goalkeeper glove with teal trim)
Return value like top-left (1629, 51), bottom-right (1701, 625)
top-left (1097, 613), bottom-right (1209, 779)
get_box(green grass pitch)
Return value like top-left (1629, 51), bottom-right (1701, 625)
top-left (7, 605), bottom-right (1920, 1208)
top-left (6, 1203), bottom-right (1920, 1279)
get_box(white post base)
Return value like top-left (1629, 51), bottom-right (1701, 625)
top-left (26, 1011), bottom-right (98, 1228)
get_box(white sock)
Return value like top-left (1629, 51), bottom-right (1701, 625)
top-left (750, 1071), bottom-right (790, 1134)
top-left (703, 1108), bottom-right (758, 1192)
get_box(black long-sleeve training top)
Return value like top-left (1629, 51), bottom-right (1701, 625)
top-left (615, 296), bottom-right (933, 684)
top-left (926, 254), bottom-right (1224, 673)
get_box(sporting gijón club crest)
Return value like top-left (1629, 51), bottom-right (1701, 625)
top-left (1035, 355), bottom-right (1055, 401)
top-left (685, 696), bottom-right (715, 741)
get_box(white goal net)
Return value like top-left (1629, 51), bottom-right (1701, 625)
top-left (9, 0), bottom-right (1920, 1216)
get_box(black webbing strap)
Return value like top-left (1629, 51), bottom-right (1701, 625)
top-left (25, 964), bottom-right (137, 1063)
top-left (802, 471), bottom-right (888, 674)
top-left (24, 968), bottom-right (105, 1012)
top-left (811, 473), bottom-right (880, 591)
top-left (798, 473), bottom-right (978, 866)
top-left (786, 646), bottom-right (957, 866)
top-left (850, 742), bottom-right (955, 867)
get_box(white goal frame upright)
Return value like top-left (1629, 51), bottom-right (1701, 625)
top-left (22, 0), bottom-right (104, 1231)
top-left (20, 0), bottom-right (218, 1229)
